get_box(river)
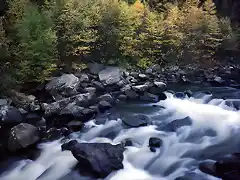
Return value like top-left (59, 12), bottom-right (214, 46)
top-left (1, 86), bottom-right (240, 180)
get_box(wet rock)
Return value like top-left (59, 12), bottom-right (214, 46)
top-left (60, 103), bottom-right (84, 119)
top-left (132, 84), bottom-right (149, 92)
top-left (184, 90), bottom-right (193, 98)
top-left (8, 123), bottom-right (40, 152)
top-left (0, 105), bottom-right (24, 125)
top-left (45, 74), bottom-right (80, 97)
top-left (199, 160), bottom-right (219, 178)
top-left (67, 121), bottom-right (84, 132)
top-left (179, 75), bottom-right (191, 84)
top-left (43, 127), bottom-right (62, 141)
top-left (159, 117), bottom-right (192, 132)
top-left (174, 92), bottom-right (185, 99)
top-left (122, 114), bottom-right (151, 127)
top-left (88, 63), bottom-right (105, 75)
top-left (99, 67), bottom-right (122, 85)
top-left (149, 137), bottom-right (162, 148)
top-left (140, 92), bottom-right (159, 103)
top-left (121, 139), bottom-right (133, 147)
top-left (98, 94), bottom-right (114, 104)
top-left (98, 101), bottom-right (112, 113)
top-left (74, 93), bottom-right (95, 107)
top-left (148, 82), bottom-right (166, 95)
top-left (61, 140), bottom-right (78, 151)
top-left (211, 76), bottom-right (225, 86)
top-left (25, 113), bottom-right (42, 124)
top-left (71, 143), bottom-right (124, 178)
top-left (91, 81), bottom-right (105, 91)
top-left (158, 93), bottom-right (167, 100)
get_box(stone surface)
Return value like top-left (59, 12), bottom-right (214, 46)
top-left (45, 74), bottom-right (80, 97)
top-left (122, 114), bottom-right (151, 127)
top-left (132, 84), bottom-right (149, 92)
top-left (0, 105), bottom-right (23, 125)
top-left (67, 121), bottom-right (84, 132)
top-left (149, 137), bottom-right (162, 152)
top-left (71, 143), bottom-right (124, 178)
top-left (97, 94), bottom-right (114, 104)
top-left (98, 101), bottom-right (112, 113)
top-left (140, 92), bottom-right (159, 103)
top-left (99, 67), bottom-right (122, 85)
top-left (8, 123), bottom-right (40, 151)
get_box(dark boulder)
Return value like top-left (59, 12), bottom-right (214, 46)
top-left (122, 114), bottom-right (151, 127)
top-left (125, 90), bottom-right (139, 100)
top-left (81, 108), bottom-right (97, 122)
top-left (8, 123), bottom-right (40, 152)
top-left (88, 63), bottom-right (105, 75)
top-left (149, 137), bottom-right (162, 152)
top-left (0, 105), bottom-right (24, 125)
top-left (45, 74), bottom-right (80, 97)
top-left (174, 92), bottom-right (185, 99)
top-left (121, 139), bottom-right (133, 147)
top-left (71, 143), bottom-right (124, 178)
top-left (83, 87), bottom-right (96, 94)
top-left (97, 94), bottom-right (114, 104)
top-left (158, 93), bottom-right (167, 101)
top-left (159, 117), bottom-right (192, 132)
top-left (67, 121), bottom-right (84, 132)
top-left (132, 84), bottom-right (149, 92)
top-left (99, 67), bottom-right (122, 85)
top-left (42, 127), bottom-right (62, 141)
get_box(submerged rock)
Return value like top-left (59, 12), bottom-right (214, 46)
top-left (0, 105), bottom-right (23, 125)
top-left (61, 140), bottom-right (78, 151)
top-left (8, 123), bottom-right (40, 151)
top-left (99, 67), bottom-right (122, 85)
top-left (71, 143), bottom-right (124, 178)
top-left (122, 114), bottom-right (151, 127)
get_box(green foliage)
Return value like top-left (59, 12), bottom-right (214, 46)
top-left (14, 4), bottom-right (57, 83)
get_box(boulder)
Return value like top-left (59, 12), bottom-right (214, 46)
top-left (158, 93), bottom-right (167, 101)
top-left (45, 74), bottom-right (80, 97)
top-left (122, 114), bottom-right (151, 127)
top-left (148, 82), bottom-right (166, 95)
top-left (81, 108), bottom-right (97, 122)
top-left (138, 74), bottom-right (148, 79)
top-left (132, 84), bottom-right (149, 92)
top-left (74, 93), bottom-right (95, 107)
top-left (149, 137), bottom-right (162, 152)
top-left (159, 117), bottom-right (192, 132)
top-left (88, 63), bottom-right (105, 75)
top-left (99, 67), bottom-right (122, 85)
top-left (0, 105), bottom-right (23, 125)
top-left (78, 73), bottom-right (89, 82)
top-left (98, 101), bottom-right (112, 113)
top-left (174, 92), bottom-right (185, 99)
top-left (125, 90), bottom-right (139, 100)
top-left (98, 94), bottom-right (114, 104)
top-left (83, 87), bottom-right (96, 94)
top-left (8, 123), bottom-right (40, 151)
top-left (71, 143), bottom-right (124, 178)
top-left (0, 99), bottom-right (9, 106)
top-left (60, 103), bottom-right (84, 119)
top-left (67, 121), bottom-right (84, 132)
top-left (42, 127), bottom-right (63, 141)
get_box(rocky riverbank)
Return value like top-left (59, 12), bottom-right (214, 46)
top-left (1, 63), bottom-right (240, 178)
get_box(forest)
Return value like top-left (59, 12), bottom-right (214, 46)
top-left (0, 0), bottom-right (239, 91)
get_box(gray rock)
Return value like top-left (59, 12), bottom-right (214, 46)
top-left (45, 74), bottom-right (80, 97)
top-left (122, 114), bottom-right (151, 127)
top-left (120, 85), bottom-right (131, 93)
top-left (98, 94), bottom-right (114, 104)
top-left (81, 108), bottom-right (97, 122)
top-left (60, 103), bottom-right (84, 118)
top-left (132, 84), bottom-right (149, 92)
top-left (8, 123), bottom-right (40, 151)
top-left (88, 63), bottom-right (105, 75)
top-left (99, 67), bottom-right (122, 85)
top-left (0, 105), bottom-right (23, 125)
top-left (118, 94), bottom-right (127, 101)
top-left (71, 143), bottom-right (124, 178)
top-left (74, 93), bottom-right (95, 107)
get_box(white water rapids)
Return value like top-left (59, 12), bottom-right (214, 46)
top-left (1, 91), bottom-right (240, 180)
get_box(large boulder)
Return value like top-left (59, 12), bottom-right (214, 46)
top-left (45, 74), bottom-right (80, 97)
top-left (132, 84), bottom-right (149, 92)
top-left (122, 114), bottom-right (151, 127)
top-left (71, 143), bottom-right (124, 178)
top-left (97, 94), bottom-right (114, 104)
top-left (99, 67), bottom-right (122, 85)
top-left (0, 105), bottom-right (23, 125)
top-left (8, 123), bottom-right (40, 151)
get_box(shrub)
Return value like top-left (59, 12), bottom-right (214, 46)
top-left (14, 4), bottom-right (57, 83)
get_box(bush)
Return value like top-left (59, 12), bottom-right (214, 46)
top-left (14, 4), bottom-right (57, 83)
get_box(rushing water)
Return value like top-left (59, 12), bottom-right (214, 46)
top-left (1, 87), bottom-right (240, 180)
